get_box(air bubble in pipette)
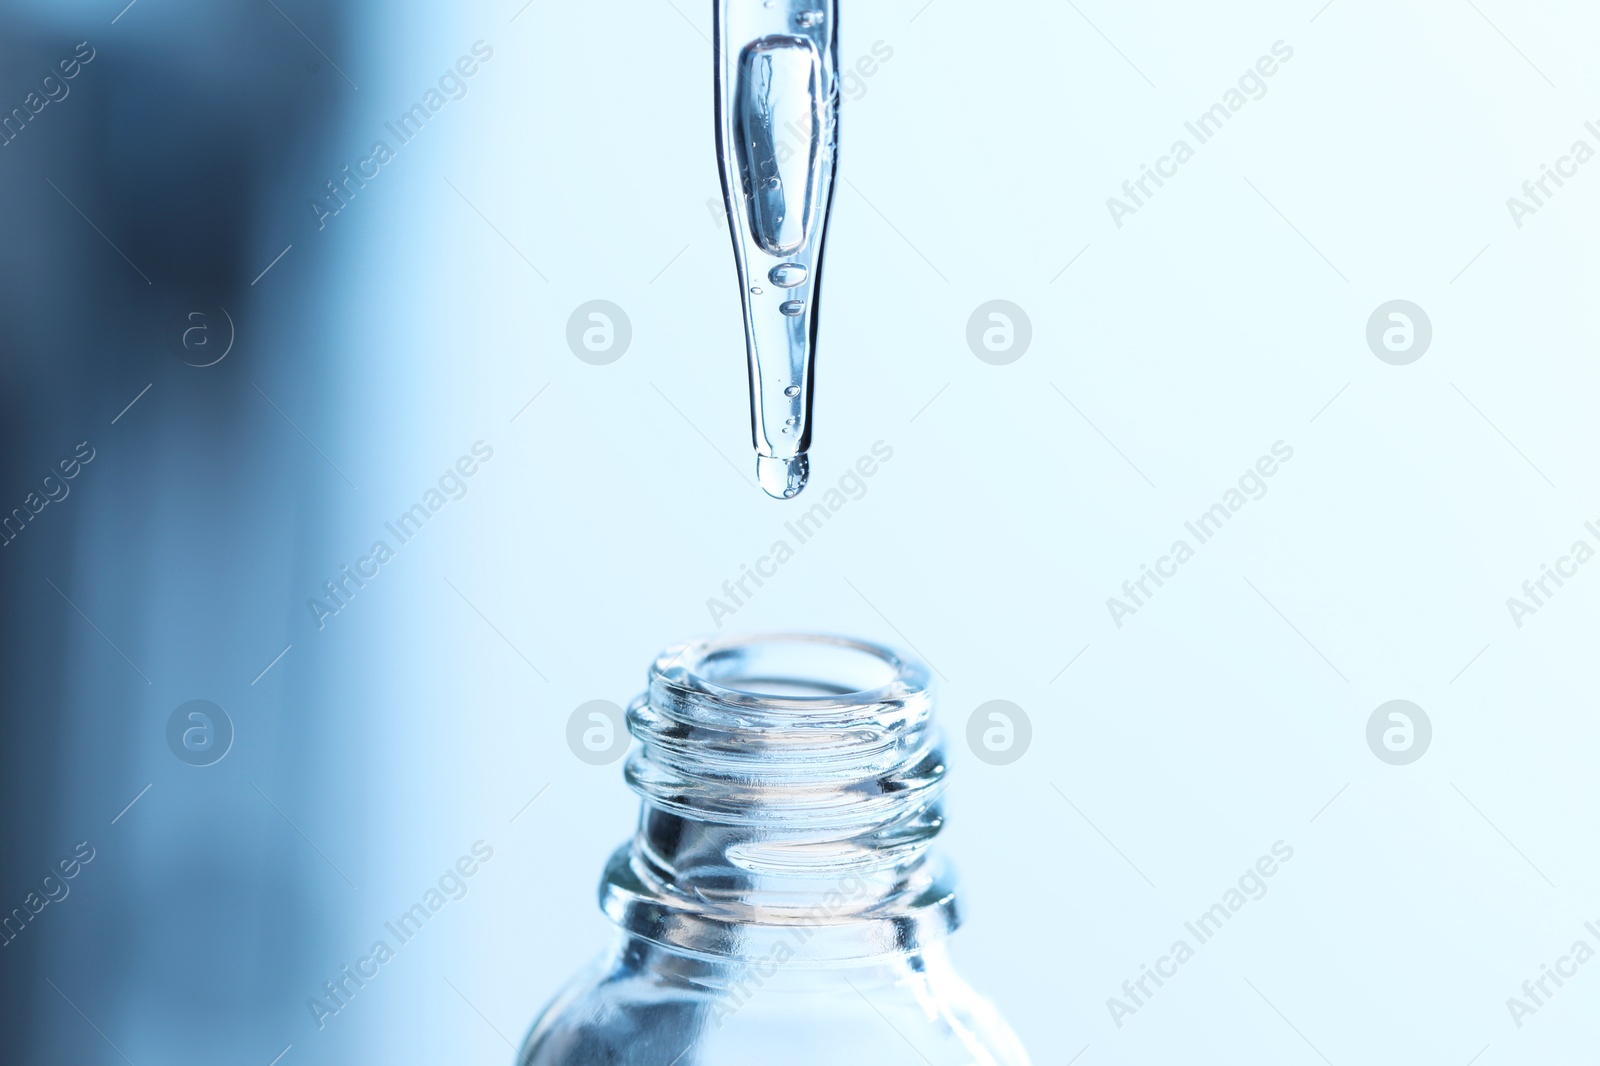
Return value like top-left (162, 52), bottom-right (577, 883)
top-left (769, 263), bottom-right (808, 287)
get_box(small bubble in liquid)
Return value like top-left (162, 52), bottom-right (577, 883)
top-left (764, 176), bottom-right (781, 190)
top-left (785, 417), bottom-right (799, 427)
top-left (796, 10), bottom-right (823, 27)
top-left (784, 385), bottom-right (800, 397)
top-left (769, 262), bottom-right (808, 287)
top-left (780, 300), bottom-right (805, 316)
top-left (750, 286), bottom-right (763, 294)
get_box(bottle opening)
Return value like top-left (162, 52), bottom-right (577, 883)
top-left (653, 633), bottom-right (924, 711)
top-left (686, 635), bottom-right (903, 699)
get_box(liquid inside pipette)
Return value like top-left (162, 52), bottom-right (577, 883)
top-left (715, 1), bottom-right (839, 500)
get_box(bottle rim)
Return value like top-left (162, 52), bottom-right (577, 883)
top-left (649, 632), bottom-right (932, 713)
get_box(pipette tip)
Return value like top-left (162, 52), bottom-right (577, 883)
top-left (756, 453), bottom-right (809, 500)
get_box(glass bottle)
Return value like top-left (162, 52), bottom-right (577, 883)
top-left (519, 634), bottom-right (1031, 1065)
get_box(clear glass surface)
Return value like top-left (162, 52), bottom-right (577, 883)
top-left (518, 635), bottom-right (1030, 1065)
top-left (520, 936), bottom-right (1028, 1065)
top-left (714, 1), bottom-right (841, 499)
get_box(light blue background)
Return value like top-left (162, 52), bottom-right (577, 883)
top-left (5, 1), bottom-right (1599, 1063)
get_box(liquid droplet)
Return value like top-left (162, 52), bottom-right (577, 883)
top-left (784, 385), bottom-right (800, 397)
top-left (756, 453), bottom-right (809, 499)
top-left (780, 300), bottom-right (805, 316)
top-left (796, 10), bottom-right (824, 27)
top-left (769, 262), bottom-right (808, 288)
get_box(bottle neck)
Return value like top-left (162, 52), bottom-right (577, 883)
top-left (598, 635), bottom-right (961, 963)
